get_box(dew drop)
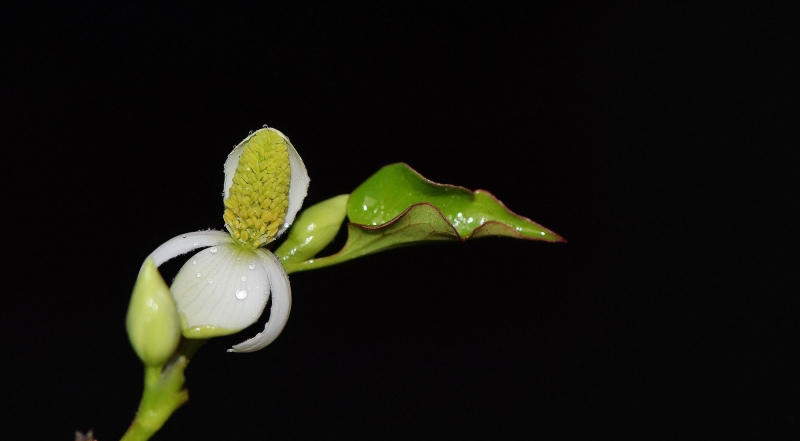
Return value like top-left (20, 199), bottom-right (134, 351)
top-left (196, 273), bottom-right (201, 278)
top-left (208, 278), bottom-right (213, 284)
top-left (241, 275), bottom-right (247, 282)
top-left (192, 260), bottom-right (197, 265)
top-left (182, 234), bottom-right (187, 238)
top-left (235, 288), bottom-right (248, 300)
top-left (193, 242), bottom-right (198, 246)
top-left (248, 262), bottom-right (256, 270)
top-left (210, 247), bottom-right (218, 254)
top-left (540, 232), bottom-right (546, 236)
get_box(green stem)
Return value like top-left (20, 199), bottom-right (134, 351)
top-left (120, 339), bottom-right (206, 441)
top-left (282, 255), bottom-right (346, 274)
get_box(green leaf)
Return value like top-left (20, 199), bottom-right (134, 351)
top-left (281, 163), bottom-right (564, 274)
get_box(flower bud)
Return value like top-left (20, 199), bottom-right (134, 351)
top-left (126, 258), bottom-right (182, 367)
top-left (275, 194), bottom-right (349, 262)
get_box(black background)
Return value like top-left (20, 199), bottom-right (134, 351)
top-left (2, 2), bottom-right (795, 439)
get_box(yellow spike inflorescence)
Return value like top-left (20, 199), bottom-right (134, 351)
top-left (224, 130), bottom-right (291, 249)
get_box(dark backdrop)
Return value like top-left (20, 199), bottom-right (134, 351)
top-left (2, 3), bottom-right (795, 439)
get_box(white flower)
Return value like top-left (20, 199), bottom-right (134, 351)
top-left (149, 128), bottom-right (309, 353)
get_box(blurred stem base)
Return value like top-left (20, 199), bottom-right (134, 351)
top-left (120, 339), bottom-right (206, 441)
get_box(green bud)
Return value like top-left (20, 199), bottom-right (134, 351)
top-left (126, 258), bottom-right (182, 367)
top-left (275, 194), bottom-right (349, 263)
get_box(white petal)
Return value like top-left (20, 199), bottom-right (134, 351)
top-left (170, 243), bottom-right (270, 334)
top-left (228, 249), bottom-right (292, 353)
top-left (149, 230), bottom-right (233, 267)
top-left (221, 128), bottom-right (310, 237)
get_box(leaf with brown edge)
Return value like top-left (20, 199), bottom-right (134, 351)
top-left (279, 163), bottom-right (564, 273)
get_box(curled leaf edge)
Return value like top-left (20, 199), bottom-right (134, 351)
top-left (349, 198), bottom-right (566, 243)
top-left (352, 162), bottom-right (567, 243)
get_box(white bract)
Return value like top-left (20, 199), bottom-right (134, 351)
top-left (149, 128), bottom-right (309, 353)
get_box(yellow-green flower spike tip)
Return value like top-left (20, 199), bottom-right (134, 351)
top-left (224, 130), bottom-right (291, 249)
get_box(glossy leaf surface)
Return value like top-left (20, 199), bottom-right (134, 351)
top-left (281, 163), bottom-right (564, 273)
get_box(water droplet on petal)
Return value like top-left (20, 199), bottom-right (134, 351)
top-left (540, 232), bottom-right (545, 236)
top-left (182, 234), bottom-right (187, 238)
top-left (193, 242), bottom-right (198, 246)
top-left (196, 273), bottom-right (201, 277)
top-left (248, 263), bottom-right (256, 270)
top-left (210, 247), bottom-right (218, 254)
top-left (208, 278), bottom-right (213, 284)
top-left (192, 260), bottom-right (197, 265)
top-left (236, 288), bottom-right (248, 300)
top-left (241, 276), bottom-right (247, 282)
